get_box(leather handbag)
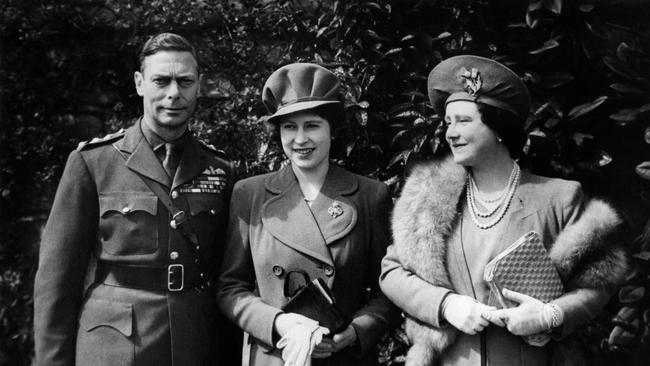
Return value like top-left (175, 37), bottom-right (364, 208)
top-left (484, 231), bottom-right (564, 346)
top-left (281, 270), bottom-right (350, 334)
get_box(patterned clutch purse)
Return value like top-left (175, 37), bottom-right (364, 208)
top-left (483, 231), bottom-right (564, 346)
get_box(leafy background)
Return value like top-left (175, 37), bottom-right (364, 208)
top-left (1, 0), bottom-right (649, 365)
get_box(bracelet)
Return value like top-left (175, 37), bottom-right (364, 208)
top-left (547, 303), bottom-right (564, 330)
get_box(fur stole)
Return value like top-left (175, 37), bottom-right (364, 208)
top-left (391, 155), bottom-right (629, 366)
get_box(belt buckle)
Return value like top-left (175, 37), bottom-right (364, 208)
top-left (168, 264), bottom-right (184, 292)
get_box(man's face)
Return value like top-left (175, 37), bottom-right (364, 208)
top-left (134, 51), bottom-right (200, 133)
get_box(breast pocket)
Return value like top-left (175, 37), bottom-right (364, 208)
top-left (76, 298), bottom-right (134, 366)
top-left (99, 192), bottom-right (158, 255)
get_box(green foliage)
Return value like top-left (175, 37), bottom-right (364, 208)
top-left (1, 0), bottom-right (649, 364)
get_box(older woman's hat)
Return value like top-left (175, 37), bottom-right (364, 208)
top-left (262, 63), bottom-right (341, 123)
top-left (428, 55), bottom-right (531, 120)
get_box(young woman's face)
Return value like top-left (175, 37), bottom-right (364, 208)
top-left (279, 111), bottom-right (331, 172)
top-left (444, 100), bottom-right (501, 167)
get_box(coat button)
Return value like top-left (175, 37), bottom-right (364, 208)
top-left (272, 265), bottom-right (284, 277)
top-left (210, 209), bottom-right (217, 215)
top-left (169, 251), bottom-right (179, 260)
top-left (323, 265), bottom-right (334, 277)
top-left (121, 206), bottom-right (131, 214)
top-left (171, 190), bottom-right (179, 199)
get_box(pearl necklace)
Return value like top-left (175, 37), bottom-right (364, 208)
top-left (466, 162), bottom-right (521, 230)
top-left (468, 162), bottom-right (519, 217)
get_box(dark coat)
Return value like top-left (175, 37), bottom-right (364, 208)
top-left (33, 119), bottom-right (239, 366)
top-left (380, 156), bottom-right (629, 366)
top-left (217, 164), bottom-right (400, 366)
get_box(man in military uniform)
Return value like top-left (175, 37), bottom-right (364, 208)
top-left (34, 33), bottom-right (239, 365)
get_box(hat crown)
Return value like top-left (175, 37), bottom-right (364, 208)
top-left (427, 55), bottom-right (531, 120)
top-left (262, 63), bottom-right (341, 121)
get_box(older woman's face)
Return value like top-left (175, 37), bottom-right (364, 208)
top-left (444, 100), bottom-right (501, 167)
top-left (279, 111), bottom-right (331, 172)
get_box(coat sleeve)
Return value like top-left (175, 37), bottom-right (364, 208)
top-left (216, 180), bottom-right (283, 349)
top-left (33, 150), bottom-right (98, 366)
top-left (347, 183), bottom-right (401, 357)
top-left (549, 181), bottom-right (627, 339)
top-left (379, 245), bottom-right (452, 328)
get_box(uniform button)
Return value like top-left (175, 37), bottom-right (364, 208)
top-left (169, 251), bottom-right (179, 260)
top-left (171, 191), bottom-right (179, 199)
top-left (210, 209), bottom-right (217, 215)
top-left (121, 206), bottom-right (131, 214)
top-left (170, 220), bottom-right (178, 229)
top-left (195, 245), bottom-right (200, 251)
top-left (272, 265), bottom-right (284, 277)
top-left (323, 265), bottom-right (334, 277)
top-left (194, 258), bottom-right (199, 264)
top-left (200, 273), bottom-right (204, 278)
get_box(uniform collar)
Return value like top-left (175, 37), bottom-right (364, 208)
top-left (114, 118), bottom-right (209, 189)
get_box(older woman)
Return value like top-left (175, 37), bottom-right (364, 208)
top-left (379, 55), bottom-right (629, 366)
top-left (217, 63), bottom-right (398, 366)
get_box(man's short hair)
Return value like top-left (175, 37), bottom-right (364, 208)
top-left (139, 33), bottom-right (198, 72)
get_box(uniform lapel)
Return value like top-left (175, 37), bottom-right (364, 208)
top-left (115, 120), bottom-right (170, 187)
top-left (172, 137), bottom-right (209, 191)
top-left (261, 166), bottom-right (335, 266)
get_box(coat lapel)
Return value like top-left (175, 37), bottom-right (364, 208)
top-left (495, 171), bottom-right (537, 246)
top-left (307, 165), bottom-right (358, 245)
top-left (115, 120), bottom-right (170, 187)
top-left (172, 138), bottom-right (210, 191)
top-left (261, 165), bottom-right (359, 265)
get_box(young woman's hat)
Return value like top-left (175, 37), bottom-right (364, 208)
top-left (262, 63), bottom-right (341, 124)
top-left (428, 55), bottom-right (531, 120)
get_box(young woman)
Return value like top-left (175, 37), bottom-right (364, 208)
top-left (379, 55), bottom-right (629, 366)
top-left (218, 63), bottom-right (398, 366)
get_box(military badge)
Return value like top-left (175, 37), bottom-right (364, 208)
top-left (179, 165), bottom-right (228, 194)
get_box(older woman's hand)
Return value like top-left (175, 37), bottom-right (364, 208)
top-left (442, 294), bottom-right (495, 335)
top-left (312, 325), bottom-right (358, 358)
top-left (483, 289), bottom-right (564, 336)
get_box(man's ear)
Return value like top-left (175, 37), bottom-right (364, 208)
top-left (134, 71), bottom-right (144, 97)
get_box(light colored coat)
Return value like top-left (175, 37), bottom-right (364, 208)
top-left (380, 155), bottom-right (629, 366)
top-left (217, 164), bottom-right (399, 366)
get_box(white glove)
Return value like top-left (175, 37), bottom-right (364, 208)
top-left (275, 313), bottom-right (330, 366)
top-left (483, 288), bottom-right (564, 336)
top-left (441, 293), bottom-right (495, 335)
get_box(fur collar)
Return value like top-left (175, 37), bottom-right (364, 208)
top-left (391, 155), bottom-right (629, 366)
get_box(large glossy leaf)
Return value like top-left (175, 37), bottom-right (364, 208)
top-left (636, 161), bottom-right (650, 180)
top-left (610, 108), bottom-right (640, 124)
top-left (619, 285), bottom-right (646, 304)
top-left (567, 96), bottom-right (608, 120)
top-left (603, 56), bottom-right (644, 82)
top-left (610, 83), bottom-right (645, 95)
top-left (543, 0), bottom-right (562, 15)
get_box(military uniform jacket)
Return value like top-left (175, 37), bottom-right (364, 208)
top-left (217, 164), bottom-right (400, 366)
top-left (34, 119), bottom-right (235, 366)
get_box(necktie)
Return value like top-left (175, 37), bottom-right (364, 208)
top-left (162, 142), bottom-right (179, 180)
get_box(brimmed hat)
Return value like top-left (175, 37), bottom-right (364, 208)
top-left (262, 63), bottom-right (341, 124)
top-left (428, 55), bottom-right (531, 121)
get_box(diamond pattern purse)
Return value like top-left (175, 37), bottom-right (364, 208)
top-left (483, 231), bottom-right (564, 346)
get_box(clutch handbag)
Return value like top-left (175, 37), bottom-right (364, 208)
top-left (281, 270), bottom-right (350, 334)
top-left (483, 231), bottom-right (564, 346)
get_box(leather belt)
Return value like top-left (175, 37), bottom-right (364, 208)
top-left (96, 261), bottom-right (201, 292)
